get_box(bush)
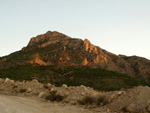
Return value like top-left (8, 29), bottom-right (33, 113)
top-left (78, 96), bottom-right (96, 105)
top-left (12, 85), bottom-right (18, 89)
top-left (97, 95), bottom-right (108, 106)
top-left (43, 84), bottom-right (49, 89)
top-left (1, 65), bottom-right (149, 92)
top-left (78, 95), bottom-right (109, 106)
top-left (19, 88), bottom-right (27, 93)
top-left (45, 91), bottom-right (65, 102)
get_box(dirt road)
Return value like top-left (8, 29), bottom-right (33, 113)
top-left (0, 94), bottom-right (94, 113)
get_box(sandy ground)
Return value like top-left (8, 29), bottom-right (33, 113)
top-left (0, 94), bottom-right (94, 113)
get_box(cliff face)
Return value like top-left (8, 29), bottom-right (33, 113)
top-left (1, 31), bottom-right (150, 81)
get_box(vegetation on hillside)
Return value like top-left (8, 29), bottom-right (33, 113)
top-left (0, 65), bottom-right (149, 91)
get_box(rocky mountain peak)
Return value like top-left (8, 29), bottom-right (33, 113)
top-left (27, 31), bottom-right (71, 48)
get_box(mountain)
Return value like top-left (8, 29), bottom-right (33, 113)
top-left (0, 31), bottom-right (150, 90)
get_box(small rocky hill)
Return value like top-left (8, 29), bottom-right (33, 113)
top-left (0, 31), bottom-right (150, 89)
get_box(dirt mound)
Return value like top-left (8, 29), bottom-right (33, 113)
top-left (103, 86), bottom-right (150, 113)
top-left (0, 78), bottom-right (150, 113)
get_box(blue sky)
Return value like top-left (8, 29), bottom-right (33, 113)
top-left (0, 0), bottom-right (150, 59)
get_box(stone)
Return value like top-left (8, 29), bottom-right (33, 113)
top-left (27, 88), bottom-right (32, 93)
top-left (47, 83), bottom-right (51, 87)
top-left (50, 88), bottom-right (56, 92)
top-left (31, 79), bottom-right (40, 85)
top-left (62, 84), bottom-right (67, 88)
top-left (117, 91), bottom-right (123, 96)
top-left (22, 80), bottom-right (26, 84)
top-left (69, 101), bottom-right (75, 105)
top-left (82, 58), bottom-right (88, 65)
top-left (42, 83), bottom-right (51, 89)
top-left (126, 103), bottom-right (143, 112)
top-left (13, 84), bottom-right (18, 89)
top-left (4, 78), bottom-right (10, 83)
top-left (4, 78), bottom-right (14, 84)
top-left (32, 79), bottom-right (38, 82)
top-left (81, 92), bottom-right (85, 96)
top-left (57, 90), bottom-right (67, 97)
top-left (80, 85), bottom-right (85, 88)
top-left (39, 92), bottom-right (47, 98)
top-left (15, 81), bottom-right (22, 85)
top-left (106, 109), bottom-right (110, 112)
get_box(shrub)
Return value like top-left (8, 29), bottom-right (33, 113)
top-left (78, 96), bottom-right (96, 105)
top-left (19, 88), bottom-right (27, 93)
top-left (43, 84), bottom-right (49, 89)
top-left (12, 85), bottom-right (18, 89)
top-left (122, 106), bottom-right (127, 112)
top-left (97, 95), bottom-right (108, 106)
top-left (78, 95), bottom-right (109, 106)
top-left (45, 91), bottom-right (65, 102)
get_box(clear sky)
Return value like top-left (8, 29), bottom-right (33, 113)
top-left (0, 0), bottom-right (150, 59)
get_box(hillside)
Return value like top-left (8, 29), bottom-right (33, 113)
top-left (0, 31), bottom-right (150, 91)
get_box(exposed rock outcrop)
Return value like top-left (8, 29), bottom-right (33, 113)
top-left (27, 31), bottom-right (71, 48)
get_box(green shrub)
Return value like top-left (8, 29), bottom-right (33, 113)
top-left (0, 65), bottom-right (149, 91)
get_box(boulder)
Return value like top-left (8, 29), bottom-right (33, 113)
top-left (126, 103), bottom-right (143, 112)
top-left (31, 79), bottom-right (39, 83)
top-left (81, 92), bottom-right (85, 96)
top-left (57, 90), bottom-right (68, 97)
top-left (43, 83), bottom-right (52, 89)
top-left (47, 83), bottom-right (51, 87)
top-left (4, 78), bottom-right (14, 84)
top-left (62, 84), bottom-right (67, 88)
top-left (50, 88), bottom-right (56, 92)
top-left (26, 88), bottom-right (32, 93)
top-left (38, 92), bottom-right (48, 98)
top-left (125, 86), bottom-right (150, 112)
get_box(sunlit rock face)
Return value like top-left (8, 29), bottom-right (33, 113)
top-left (27, 31), bottom-right (71, 49)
